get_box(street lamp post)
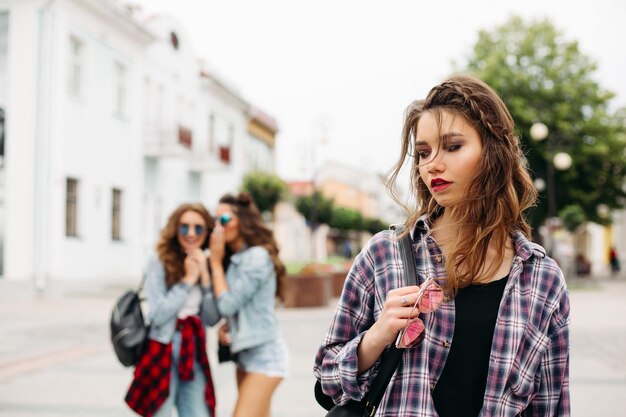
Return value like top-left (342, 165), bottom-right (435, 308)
top-left (530, 122), bottom-right (573, 259)
top-left (530, 122), bottom-right (572, 218)
top-left (309, 117), bottom-right (331, 262)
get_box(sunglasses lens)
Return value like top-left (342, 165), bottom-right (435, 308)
top-left (418, 284), bottom-right (444, 313)
top-left (220, 214), bottom-right (232, 226)
top-left (179, 224), bottom-right (205, 236)
top-left (398, 318), bottom-right (425, 348)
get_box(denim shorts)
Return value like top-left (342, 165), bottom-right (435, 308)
top-left (236, 338), bottom-right (289, 378)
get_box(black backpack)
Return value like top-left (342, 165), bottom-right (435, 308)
top-left (110, 276), bottom-right (149, 367)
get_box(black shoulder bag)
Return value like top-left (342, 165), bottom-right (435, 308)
top-left (314, 225), bottom-right (417, 416)
top-left (110, 274), bottom-right (150, 367)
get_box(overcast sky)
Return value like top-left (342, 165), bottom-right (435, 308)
top-left (129, 0), bottom-right (626, 181)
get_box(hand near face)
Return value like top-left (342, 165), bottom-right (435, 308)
top-left (209, 225), bottom-right (226, 264)
top-left (186, 247), bottom-right (210, 285)
top-left (182, 254), bottom-right (201, 286)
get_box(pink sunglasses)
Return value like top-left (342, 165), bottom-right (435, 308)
top-left (395, 274), bottom-right (444, 348)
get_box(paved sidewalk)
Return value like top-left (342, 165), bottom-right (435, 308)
top-left (0, 276), bottom-right (624, 416)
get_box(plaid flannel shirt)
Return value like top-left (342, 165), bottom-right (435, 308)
top-left (314, 218), bottom-right (570, 416)
top-left (126, 316), bottom-right (216, 417)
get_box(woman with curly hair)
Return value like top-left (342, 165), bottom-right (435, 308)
top-left (314, 75), bottom-right (570, 416)
top-left (209, 192), bottom-right (288, 417)
top-left (125, 203), bottom-right (218, 417)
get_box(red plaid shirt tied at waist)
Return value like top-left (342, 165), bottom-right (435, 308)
top-left (125, 315), bottom-right (216, 417)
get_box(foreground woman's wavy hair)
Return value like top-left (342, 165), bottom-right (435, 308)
top-left (387, 75), bottom-right (537, 293)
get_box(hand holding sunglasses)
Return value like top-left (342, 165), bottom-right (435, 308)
top-left (395, 232), bottom-right (445, 349)
top-left (395, 277), bottom-right (444, 348)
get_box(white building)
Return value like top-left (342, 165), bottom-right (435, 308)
top-left (0, 0), bottom-right (153, 287)
top-left (0, 0), bottom-right (279, 286)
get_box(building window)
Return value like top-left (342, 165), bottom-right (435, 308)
top-left (218, 123), bottom-right (234, 164)
top-left (112, 188), bottom-right (122, 241)
top-left (178, 125), bottom-right (192, 148)
top-left (66, 178), bottom-right (78, 237)
top-left (0, 107), bottom-right (4, 158)
top-left (113, 61), bottom-right (127, 116)
top-left (67, 36), bottom-right (83, 97)
top-left (170, 32), bottom-right (179, 50)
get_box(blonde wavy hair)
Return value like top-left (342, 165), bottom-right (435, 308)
top-left (387, 75), bottom-right (537, 292)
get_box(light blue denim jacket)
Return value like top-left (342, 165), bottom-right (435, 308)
top-left (217, 246), bottom-right (282, 353)
top-left (145, 255), bottom-right (220, 344)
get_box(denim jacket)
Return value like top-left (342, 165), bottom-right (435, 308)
top-left (145, 255), bottom-right (220, 344)
top-left (216, 246), bottom-right (281, 353)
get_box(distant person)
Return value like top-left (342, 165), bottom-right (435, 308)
top-left (610, 246), bottom-right (621, 276)
top-left (314, 76), bottom-right (570, 415)
top-left (209, 192), bottom-right (288, 417)
top-left (125, 203), bottom-right (217, 417)
top-left (576, 253), bottom-right (591, 277)
top-left (343, 240), bottom-right (353, 259)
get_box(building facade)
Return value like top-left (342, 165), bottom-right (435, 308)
top-left (0, 0), bottom-right (278, 286)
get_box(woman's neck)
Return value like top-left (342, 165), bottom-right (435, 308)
top-left (430, 210), bottom-right (514, 283)
top-left (430, 210), bottom-right (457, 247)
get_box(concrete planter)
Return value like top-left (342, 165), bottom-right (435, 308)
top-left (284, 272), bottom-right (331, 308)
top-left (331, 270), bottom-right (349, 298)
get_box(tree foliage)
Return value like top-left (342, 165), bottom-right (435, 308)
top-left (329, 207), bottom-right (363, 231)
top-left (363, 218), bottom-right (388, 235)
top-left (241, 171), bottom-right (286, 214)
top-left (460, 16), bottom-right (626, 227)
top-left (295, 191), bottom-right (334, 228)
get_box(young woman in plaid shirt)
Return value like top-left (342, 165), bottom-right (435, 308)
top-left (315, 75), bottom-right (570, 416)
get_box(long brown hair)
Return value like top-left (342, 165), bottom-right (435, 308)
top-left (387, 75), bottom-right (537, 292)
top-left (156, 203), bottom-right (215, 288)
top-left (219, 192), bottom-right (287, 301)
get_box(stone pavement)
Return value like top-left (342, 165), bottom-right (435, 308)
top-left (0, 275), bottom-right (624, 417)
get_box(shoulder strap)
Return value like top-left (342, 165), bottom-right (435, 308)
top-left (395, 224), bottom-right (418, 287)
top-left (137, 272), bottom-right (147, 293)
top-left (363, 224), bottom-right (417, 416)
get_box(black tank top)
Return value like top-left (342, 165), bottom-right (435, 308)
top-left (432, 274), bottom-right (509, 417)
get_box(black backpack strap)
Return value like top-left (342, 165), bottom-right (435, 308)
top-left (362, 224), bottom-right (418, 416)
top-left (137, 272), bottom-right (147, 293)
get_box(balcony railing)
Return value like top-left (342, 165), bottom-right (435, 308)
top-left (143, 123), bottom-right (228, 172)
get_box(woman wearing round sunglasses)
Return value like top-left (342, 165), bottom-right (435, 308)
top-left (125, 203), bottom-right (218, 417)
top-left (315, 76), bottom-right (570, 416)
top-left (208, 192), bottom-right (288, 417)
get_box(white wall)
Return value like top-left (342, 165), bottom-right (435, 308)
top-left (1, 0), bottom-right (150, 282)
top-left (49, 1), bottom-right (148, 282)
top-left (200, 77), bottom-right (249, 211)
top-left (2, 0), bottom-right (41, 281)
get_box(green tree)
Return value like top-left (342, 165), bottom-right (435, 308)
top-left (363, 217), bottom-right (388, 235)
top-left (329, 207), bottom-right (364, 231)
top-left (241, 171), bottom-right (286, 214)
top-left (559, 204), bottom-right (586, 232)
top-left (295, 191), bottom-right (334, 228)
top-left (460, 16), bottom-right (626, 227)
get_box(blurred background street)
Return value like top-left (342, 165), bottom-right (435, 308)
top-left (0, 274), bottom-right (624, 417)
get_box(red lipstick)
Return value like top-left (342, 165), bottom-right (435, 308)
top-left (430, 178), bottom-right (452, 193)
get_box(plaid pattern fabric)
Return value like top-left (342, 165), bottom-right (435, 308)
top-left (125, 315), bottom-right (216, 417)
top-left (314, 217), bottom-right (570, 416)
